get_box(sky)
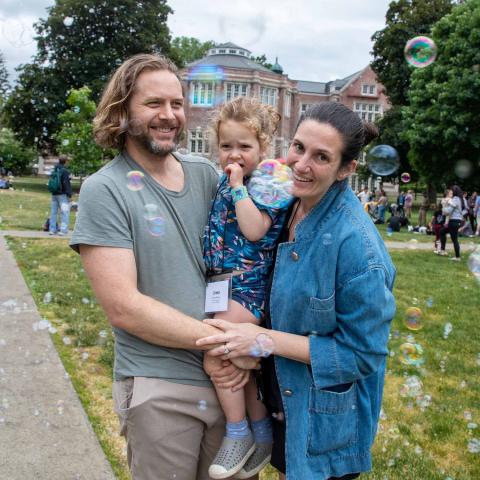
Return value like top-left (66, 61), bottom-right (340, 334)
top-left (0, 0), bottom-right (393, 84)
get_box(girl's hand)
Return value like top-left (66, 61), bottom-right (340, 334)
top-left (224, 163), bottom-right (244, 188)
top-left (231, 356), bottom-right (261, 370)
top-left (208, 359), bottom-right (250, 391)
top-left (197, 319), bottom-right (271, 359)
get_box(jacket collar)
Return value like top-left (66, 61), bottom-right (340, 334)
top-left (294, 179), bottom-right (348, 239)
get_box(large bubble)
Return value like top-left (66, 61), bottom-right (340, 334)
top-left (404, 307), bottom-right (423, 331)
top-left (454, 159), bottom-right (473, 179)
top-left (187, 64), bottom-right (225, 82)
top-left (366, 145), bottom-right (400, 176)
top-left (218, 15), bottom-right (266, 47)
top-left (401, 172), bottom-right (411, 183)
top-left (247, 159), bottom-right (293, 209)
top-left (404, 36), bottom-right (437, 68)
top-left (126, 171), bottom-right (145, 191)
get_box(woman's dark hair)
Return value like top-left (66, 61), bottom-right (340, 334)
top-left (452, 185), bottom-right (463, 200)
top-left (298, 102), bottom-right (379, 167)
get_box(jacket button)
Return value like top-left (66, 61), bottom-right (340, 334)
top-left (291, 251), bottom-right (299, 261)
top-left (283, 389), bottom-right (293, 397)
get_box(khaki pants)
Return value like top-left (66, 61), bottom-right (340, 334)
top-left (113, 377), bottom-right (227, 480)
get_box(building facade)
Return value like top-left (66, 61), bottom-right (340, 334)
top-left (179, 43), bottom-right (391, 191)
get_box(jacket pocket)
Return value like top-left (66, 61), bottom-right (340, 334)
top-left (306, 382), bottom-right (358, 456)
top-left (307, 293), bottom-right (336, 335)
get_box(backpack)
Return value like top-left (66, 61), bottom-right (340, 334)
top-left (48, 167), bottom-right (62, 194)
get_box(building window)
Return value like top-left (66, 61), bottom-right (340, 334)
top-left (219, 49), bottom-right (226, 54)
top-left (361, 84), bottom-right (377, 96)
top-left (239, 50), bottom-right (245, 55)
top-left (284, 91), bottom-right (291, 118)
top-left (229, 49), bottom-right (236, 54)
top-left (191, 82), bottom-right (214, 106)
top-left (189, 130), bottom-right (210, 155)
top-left (300, 103), bottom-right (311, 115)
top-left (260, 87), bottom-right (277, 107)
top-left (225, 82), bottom-right (249, 102)
top-left (354, 102), bottom-right (382, 122)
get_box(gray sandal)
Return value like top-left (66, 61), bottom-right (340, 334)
top-left (234, 442), bottom-right (272, 479)
top-left (208, 435), bottom-right (255, 479)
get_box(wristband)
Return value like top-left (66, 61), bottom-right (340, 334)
top-left (231, 186), bottom-right (249, 204)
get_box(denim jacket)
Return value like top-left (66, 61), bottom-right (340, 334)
top-left (270, 180), bottom-right (396, 479)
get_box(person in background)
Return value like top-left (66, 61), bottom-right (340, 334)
top-left (198, 102), bottom-right (396, 480)
top-left (468, 191), bottom-right (477, 232)
top-left (404, 189), bottom-right (414, 219)
top-left (438, 186), bottom-right (464, 260)
top-left (376, 189), bottom-right (388, 224)
top-left (357, 186), bottom-right (369, 205)
top-left (429, 202), bottom-right (446, 253)
top-left (49, 154), bottom-right (72, 236)
top-left (396, 190), bottom-right (405, 217)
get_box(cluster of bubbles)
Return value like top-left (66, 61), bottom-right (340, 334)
top-left (404, 36), bottom-right (437, 68)
top-left (399, 342), bottom-right (424, 366)
top-left (400, 172), bottom-right (411, 183)
top-left (248, 159), bottom-right (294, 209)
top-left (404, 307), bottom-right (423, 331)
top-left (366, 145), bottom-right (400, 176)
top-left (249, 333), bottom-right (275, 358)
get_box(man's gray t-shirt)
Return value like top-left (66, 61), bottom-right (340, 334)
top-left (70, 151), bottom-right (219, 386)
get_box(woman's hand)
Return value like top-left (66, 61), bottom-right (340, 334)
top-left (197, 318), bottom-right (272, 359)
top-left (208, 359), bottom-right (250, 391)
top-left (225, 163), bottom-right (244, 188)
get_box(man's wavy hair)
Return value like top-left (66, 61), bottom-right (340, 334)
top-left (93, 54), bottom-right (181, 150)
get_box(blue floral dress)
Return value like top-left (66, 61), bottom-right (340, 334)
top-left (204, 174), bottom-right (292, 319)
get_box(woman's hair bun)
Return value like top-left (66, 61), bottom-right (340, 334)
top-left (363, 122), bottom-right (379, 147)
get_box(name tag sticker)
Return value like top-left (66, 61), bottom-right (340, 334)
top-left (205, 279), bottom-right (230, 313)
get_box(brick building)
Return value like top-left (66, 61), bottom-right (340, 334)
top-left (179, 42), bottom-right (391, 191)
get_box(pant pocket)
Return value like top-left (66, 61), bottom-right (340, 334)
top-left (306, 382), bottom-right (358, 456)
top-left (112, 377), bottom-right (134, 436)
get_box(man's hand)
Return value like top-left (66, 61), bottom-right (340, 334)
top-left (208, 359), bottom-right (250, 392)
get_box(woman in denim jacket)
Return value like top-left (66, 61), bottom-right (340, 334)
top-left (198, 102), bottom-right (396, 479)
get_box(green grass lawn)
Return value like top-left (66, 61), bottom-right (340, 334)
top-left (6, 235), bottom-right (480, 480)
top-left (0, 176), bottom-right (80, 231)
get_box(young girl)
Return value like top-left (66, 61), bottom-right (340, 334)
top-left (203, 97), bottom-right (292, 479)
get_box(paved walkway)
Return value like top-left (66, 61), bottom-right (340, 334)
top-left (0, 228), bottom-right (475, 479)
top-left (0, 233), bottom-right (115, 480)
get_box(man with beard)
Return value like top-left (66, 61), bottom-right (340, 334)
top-left (70, 54), bottom-right (253, 480)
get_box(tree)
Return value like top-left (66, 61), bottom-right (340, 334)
top-left (0, 52), bottom-right (9, 108)
top-left (402, 0), bottom-right (480, 191)
top-left (170, 37), bottom-right (215, 67)
top-left (251, 54), bottom-right (273, 70)
top-left (371, 0), bottom-right (454, 106)
top-left (0, 128), bottom-right (36, 175)
top-left (54, 86), bottom-right (113, 179)
top-left (3, 0), bottom-right (175, 149)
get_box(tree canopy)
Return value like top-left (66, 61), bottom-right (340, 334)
top-left (3, 0), bottom-right (175, 149)
top-left (170, 36), bottom-right (215, 68)
top-left (54, 86), bottom-right (113, 178)
top-left (371, 0), bottom-right (454, 106)
top-left (402, 0), bottom-right (480, 190)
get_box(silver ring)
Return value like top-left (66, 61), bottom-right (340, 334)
top-left (223, 345), bottom-right (230, 355)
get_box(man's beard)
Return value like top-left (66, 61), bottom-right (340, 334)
top-left (129, 121), bottom-right (181, 157)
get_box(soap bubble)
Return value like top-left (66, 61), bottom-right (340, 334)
top-left (467, 247), bottom-right (480, 283)
top-left (443, 322), bottom-right (453, 339)
top-left (399, 375), bottom-right (423, 398)
top-left (63, 17), bottom-right (74, 27)
top-left (187, 64), bottom-right (225, 82)
top-left (404, 307), bottom-right (423, 331)
top-left (454, 159), bottom-right (473, 179)
top-left (404, 36), bottom-right (437, 68)
top-left (146, 216), bottom-right (166, 237)
top-left (248, 159), bottom-right (293, 209)
top-left (250, 333), bottom-right (275, 358)
top-left (366, 145), bottom-right (400, 176)
top-left (400, 172), bottom-right (411, 183)
top-left (467, 438), bottom-right (480, 453)
top-left (322, 233), bottom-right (333, 246)
top-left (218, 15), bottom-right (266, 47)
top-left (43, 292), bottom-right (52, 304)
top-left (126, 171), bottom-right (145, 191)
top-left (143, 204), bottom-right (160, 220)
top-left (72, 106), bottom-right (80, 114)
top-left (399, 342), bottom-right (424, 366)
top-left (197, 400), bottom-right (208, 411)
